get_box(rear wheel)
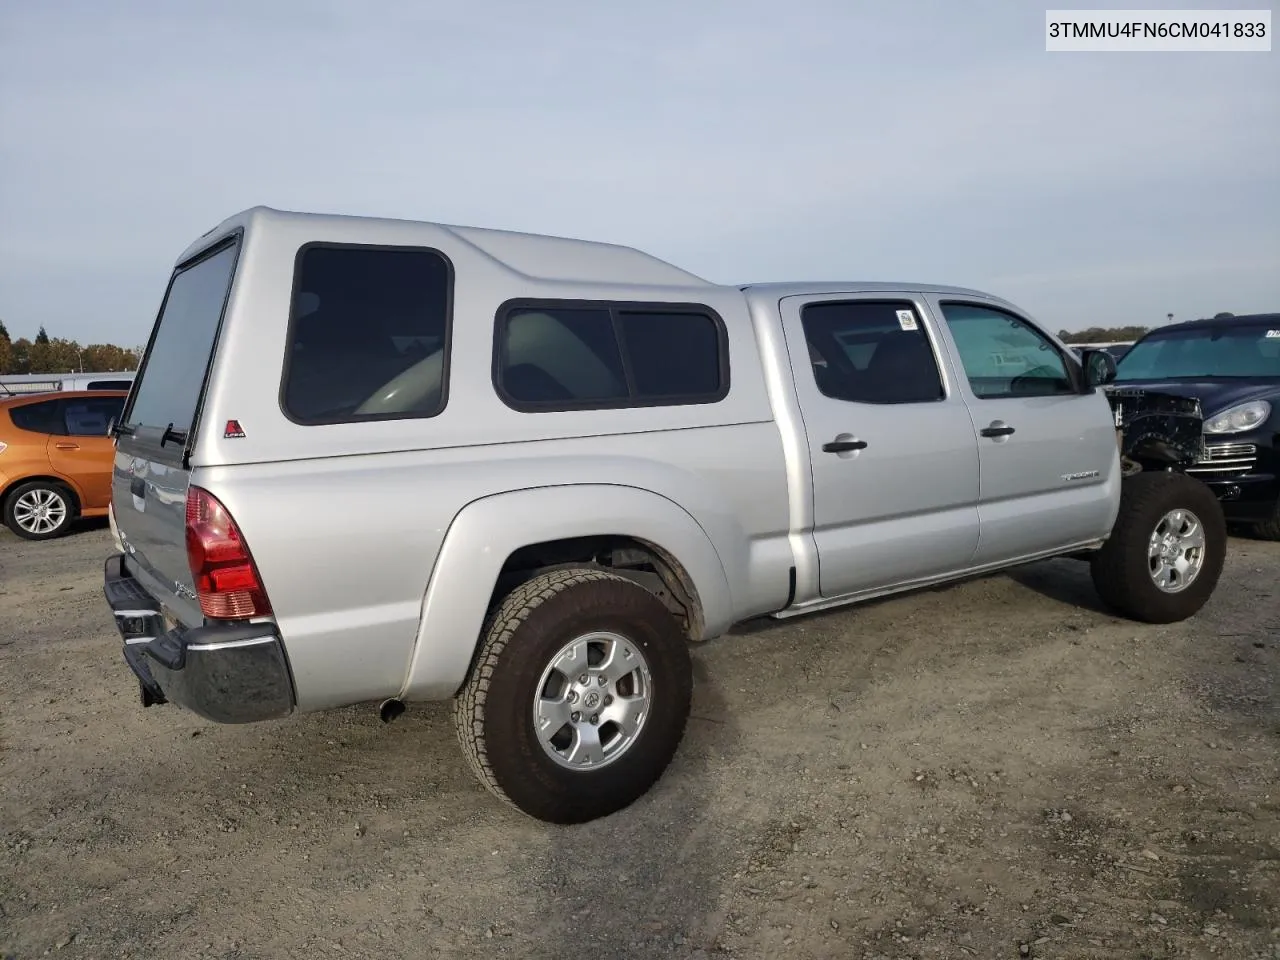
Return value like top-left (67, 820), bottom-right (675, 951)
top-left (1090, 472), bottom-right (1226, 623)
top-left (4, 480), bottom-right (77, 540)
top-left (454, 567), bottom-right (693, 824)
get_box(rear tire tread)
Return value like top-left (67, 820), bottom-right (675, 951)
top-left (454, 567), bottom-right (650, 817)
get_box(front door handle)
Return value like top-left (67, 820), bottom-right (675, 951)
top-left (823, 438), bottom-right (869, 453)
top-left (980, 421), bottom-right (1016, 438)
top-left (54, 441), bottom-right (81, 450)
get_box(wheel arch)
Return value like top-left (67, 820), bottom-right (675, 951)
top-left (397, 483), bottom-right (734, 701)
top-left (494, 533), bottom-right (707, 635)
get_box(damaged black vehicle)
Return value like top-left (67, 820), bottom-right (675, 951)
top-left (1111, 313), bottom-right (1280, 541)
top-left (1106, 385), bottom-right (1207, 476)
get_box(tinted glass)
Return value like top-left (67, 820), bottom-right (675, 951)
top-left (1116, 323), bottom-right (1280, 380)
top-left (284, 245), bottom-right (453, 423)
top-left (800, 301), bottom-right (944, 404)
top-left (62, 396), bottom-right (126, 436)
top-left (618, 311), bottom-right (722, 398)
top-left (8, 399), bottom-right (64, 435)
top-left (941, 303), bottom-right (1074, 398)
top-left (128, 241), bottom-right (239, 431)
top-left (496, 303), bottom-right (725, 408)
top-left (87, 380), bottom-right (133, 391)
top-left (499, 307), bottom-right (627, 404)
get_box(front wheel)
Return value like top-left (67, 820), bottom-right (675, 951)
top-left (1090, 472), bottom-right (1226, 623)
top-left (454, 567), bottom-right (693, 824)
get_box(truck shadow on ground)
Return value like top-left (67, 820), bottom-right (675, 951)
top-left (1003, 558), bottom-right (1114, 616)
top-left (526, 653), bottom-right (740, 959)
top-left (1008, 534), bottom-right (1272, 619)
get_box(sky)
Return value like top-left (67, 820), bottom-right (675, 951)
top-left (0, 0), bottom-right (1277, 346)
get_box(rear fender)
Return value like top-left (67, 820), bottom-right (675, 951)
top-left (397, 484), bottom-right (732, 701)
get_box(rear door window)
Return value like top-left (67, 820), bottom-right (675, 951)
top-left (800, 301), bottom-right (945, 404)
top-left (125, 239), bottom-right (240, 434)
top-left (62, 396), bottom-right (126, 436)
top-left (282, 244), bottom-right (454, 424)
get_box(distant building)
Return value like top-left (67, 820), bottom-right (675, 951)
top-left (0, 371), bottom-right (135, 396)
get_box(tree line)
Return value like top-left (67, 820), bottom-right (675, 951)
top-left (1058, 326), bottom-right (1151, 343)
top-left (1058, 313), bottom-right (1236, 344)
top-left (0, 320), bottom-right (140, 376)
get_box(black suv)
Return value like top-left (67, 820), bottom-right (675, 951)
top-left (1114, 312), bottom-right (1280, 539)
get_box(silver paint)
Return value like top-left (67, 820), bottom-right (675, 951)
top-left (109, 207), bottom-right (1131, 716)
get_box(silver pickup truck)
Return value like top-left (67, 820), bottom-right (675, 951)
top-left (103, 207), bottom-right (1226, 824)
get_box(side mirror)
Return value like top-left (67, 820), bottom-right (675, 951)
top-left (1081, 348), bottom-right (1117, 387)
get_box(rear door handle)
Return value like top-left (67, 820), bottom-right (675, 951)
top-left (54, 441), bottom-right (81, 450)
top-left (823, 438), bottom-right (869, 453)
top-left (980, 422), bottom-right (1016, 438)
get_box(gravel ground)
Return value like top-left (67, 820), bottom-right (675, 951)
top-left (1, 521), bottom-right (1277, 960)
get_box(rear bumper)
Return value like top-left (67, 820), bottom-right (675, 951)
top-left (103, 553), bottom-right (295, 723)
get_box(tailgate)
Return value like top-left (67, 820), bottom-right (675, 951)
top-left (111, 236), bottom-right (242, 627)
top-left (112, 445), bottom-right (200, 624)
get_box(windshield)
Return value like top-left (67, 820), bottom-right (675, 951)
top-left (1116, 324), bottom-right (1280, 380)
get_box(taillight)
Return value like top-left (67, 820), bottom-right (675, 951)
top-left (185, 486), bottom-right (272, 619)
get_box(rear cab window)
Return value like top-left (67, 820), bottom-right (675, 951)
top-left (494, 301), bottom-right (729, 410)
top-left (121, 236), bottom-right (242, 456)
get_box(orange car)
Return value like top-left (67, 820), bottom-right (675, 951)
top-left (0, 390), bottom-right (127, 540)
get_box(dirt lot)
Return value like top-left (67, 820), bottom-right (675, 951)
top-left (1, 522), bottom-right (1277, 960)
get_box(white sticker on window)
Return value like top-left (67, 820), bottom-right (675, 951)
top-left (896, 309), bottom-right (918, 331)
top-left (1266, 329), bottom-right (1280, 338)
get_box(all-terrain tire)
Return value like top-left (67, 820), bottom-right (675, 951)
top-left (454, 567), bottom-right (693, 825)
top-left (3, 479), bottom-right (77, 541)
top-left (1090, 472), bottom-right (1226, 624)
